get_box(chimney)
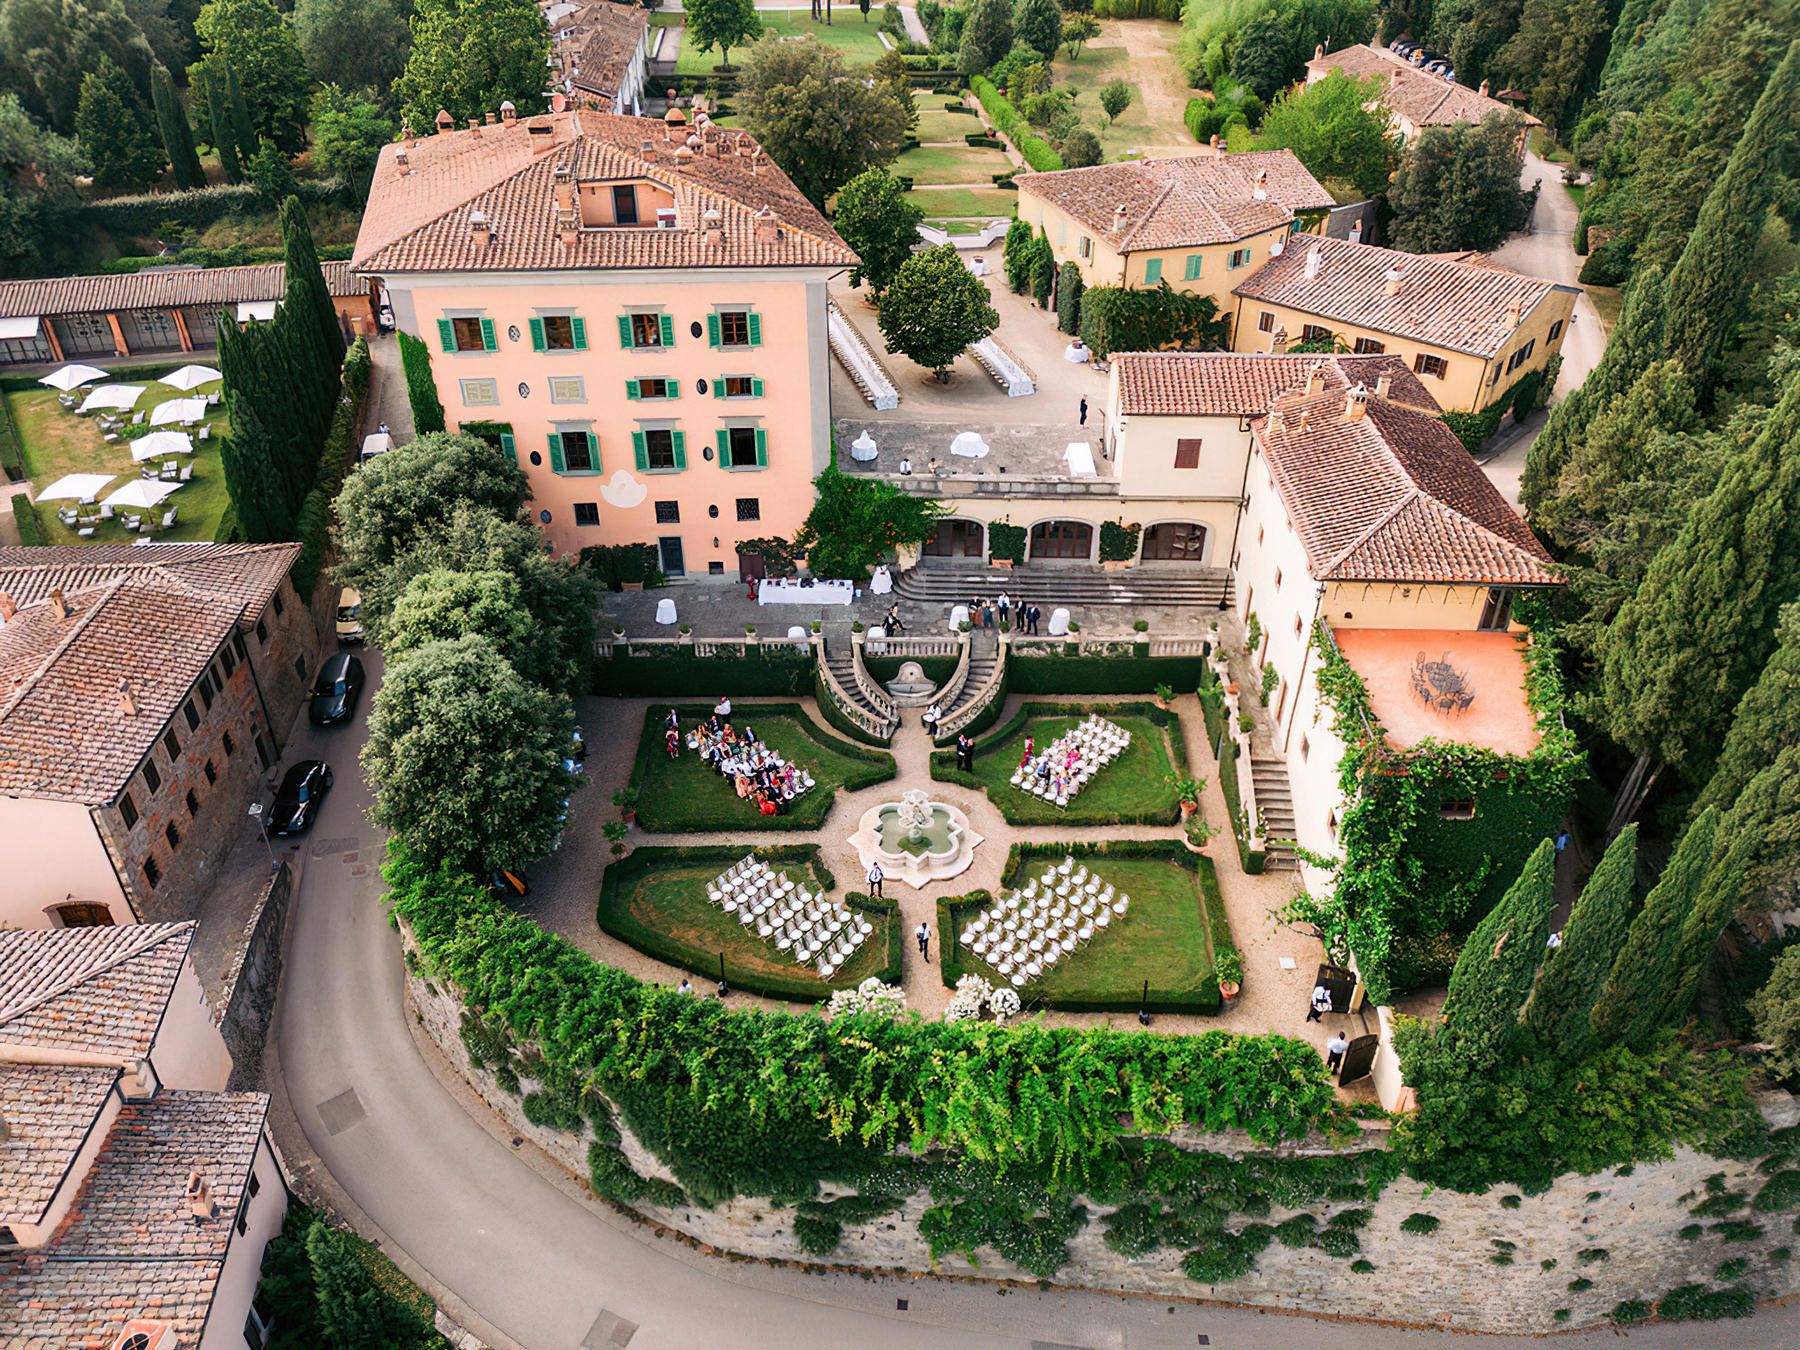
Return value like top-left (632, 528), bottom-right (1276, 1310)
top-left (401, 123), bottom-right (415, 148)
top-left (1375, 372), bottom-right (1393, 399)
top-left (641, 138), bottom-right (657, 162)
top-left (0, 591), bottom-right (14, 623)
top-left (186, 1171), bottom-right (215, 1223)
top-left (470, 209), bottom-right (491, 247)
top-left (467, 118), bottom-right (480, 134)
top-left (1269, 406), bottom-right (1286, 434)
top-left (49, 586), bottom-right (69, 618)
top-left (1113, 204), bottom-right (1128, 231)
top-left (1304, 247), bottom-right (1322, 281)
top-left (119, 678), bottom-right (139, 717)
top-left (527, 117), bottom-right (558, 153)
top-left (435, 108), bottom-right (454, 135)
top-left (750, 146), bottom-right (763, 176)
top-left (1479, 79), bottom-right (1491, 97)
top-left (1345, 382), bottom-right (1370, 422)
top-left (1305, 361), bottom-right (1326, 396)
top-left (1506, 298), bottom-right (1523, 328)
top-left (703, 207), bottom-right (724, 247)
top-left (553, 166), bottom-right (574, 214)
top-left (1314, 43), bottom-right (1325, 61)
top-left (1253, 168), bottom-right (1268, 201)
top-left (394, 145), bottom-right (411, 177)
top-left (1383, 265), bottom-right (1403, 297)
top-left (673, 143), bottom-right (693, 168)
top-left (754, 206), bottom-right (780, 244)
top-left (485, 112), bottom-right (496, 125)
top-left (500, 100), bottom-right (518, 126)
top-left (1348, 216), bottom-right (1364, 244)
top-left (1269, 324), bottom-right (1288, 354)
top-left (558, 210), bottom-right (579, 249)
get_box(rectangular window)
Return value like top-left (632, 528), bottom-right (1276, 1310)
top-left (1478, 587), bottom-right (1516, 631)
top-left (548, 376), bottom-right (586, 404)
top-left (165, 821), bottom-right (180, 850)
top-left (185, 788), bottom-right (199, 818)
top-left (197, 674), bottom-right (214, 710)
top-left (1301, 323), bottom-right (1333, 343)
top-left (255, 619), bottom-right (268, 646)
top-left (736, 497), bottom-right (760, 521)
top-left (446, 316), bottom-right (490, 352)
top-left (459, 378), bottom-right (499, 406)
top-left (1228, 248), bottom-right (1252, 269)
top-left (1173, 438), bottom-right (1202, 469)
top-left (1183, 255), bottom-right (1203, 281)
top-left (630, 377), bottom-right (675, 400)
top-left (1258, 311), bottom-right (1275, 333)
top-left (624, 312), bottom-right (669, 348)
top-left (1144, 257), bottom-right (1162, 284)
top-left (573, 502), bottom-right (600, 526)
top-left (643, 427), bottom-right (677, 470)
top-left (1078, 235), bottom-right (1092, 260)
top-left (181, 699), bottom-right (198, 732)
top-left (144, 760), bottom-right (162, 793)
top-left (542, 314), bottom-right (577, 350)
top-left (219, 643), bottom-right (237, 676)
top-left (724, 425), bottom-right (762, 468)
top-left (1414, 353), bottom-right (1449, 379)
top-left (612, 184), bottom-right (639, 224)
top-left (222, 730), bottom-right (234, 757)
top-left (293, 653), bottom-right (307, 681)
top-left (560, 429), bottom-right (596, 472)
top-left (1548, 320), bottom-right (1564, 342)
top-left (205, 759), bottom-right (217, 785)
top-left (710, 309), bottom-right (759, 348)
top-left (720, 375), bottom-right (761, 399)
top-left (271, 591), bottom-right (283, 617)
top-left (1353, 337), bottom-right (1386, 355)
top-left (143, 857), bottom-right (160, 889)
top-left (163, 728), bottom-right (180, 761)
top-left (119, 793), bottom-right (139, 829)
top-left (654, 500), bottom-right (680, 524)
top-left (1439, 798), bottom-right (1477, 821)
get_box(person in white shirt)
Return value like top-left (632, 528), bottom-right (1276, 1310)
top-left (1325, 1032), bottom-right (1349, 1074)
top-left (677, 978), bottom-right (693, 996)
top-left (866, 863), bottom-right (883, 898)
top-left (1307, 983), bottom-right (1333, 1022)
top-left (916, 923), bottom-right (931, 959)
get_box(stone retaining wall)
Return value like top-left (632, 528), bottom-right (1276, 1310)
top-left (217, 860), bottom-right (293, 1089)
top-left (405, 959), bottom-right (1800, 1333)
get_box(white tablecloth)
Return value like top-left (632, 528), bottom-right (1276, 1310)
top-left (869, 566), bottom-right (893, 595)
top-left (758, 579), bottom-right (854, 606)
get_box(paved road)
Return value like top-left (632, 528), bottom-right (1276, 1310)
top-left (268, 654), bottom-right (1800, 1348)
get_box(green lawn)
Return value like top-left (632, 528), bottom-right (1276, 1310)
top-left (951, 852), bottom-right (1224, 1010)
top-left (933, 708), bottom-right (1182, 826)
top-left (1051, 23), bottom-right (1196, 162)
top-left (927, 218), bottom-right (993, 236)
top-left (661, 10), bottom-right (896, 74)
top-left (914, 96), bottom-right (982, 144)
top-left (631, 703), bottom-right (895, 832)
top-left (599, 847), bottom-right (897, 997)
top-left (895, 142), bottom-right (1013, 186)
top-left (904, 187), bottom-right (1018, 218)
top-left (8, 369), bottom-right (230, 544)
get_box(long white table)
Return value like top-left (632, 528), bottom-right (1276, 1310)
top-left (757, 579), bottom-right (854, 606)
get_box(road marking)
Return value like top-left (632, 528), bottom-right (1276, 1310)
top-left (317, 1088), bottom-right (366, 1135)
top-left (314, 835), bottom-right (359, 857)
top-left (582, 1309), bottom-right (638, 1347)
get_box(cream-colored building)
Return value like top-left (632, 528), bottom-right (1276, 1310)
top-left (1231, 236), bottom-right (1578, 412)
top-left (1014, 151), bottom-right (1336, 322)
top-left (1305, 42), bottom-right (1540, 143)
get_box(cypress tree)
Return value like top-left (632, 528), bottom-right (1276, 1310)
top-left (1438, 840), bottom-right (1558, 1075)
top-left (306, 1220), bottom-right (433, 1347)
top-left (1524, 826), bottom-right (1637, 1059)
top-left (280, 197), bottom-right (346, 421)
top-left (226, 64), bottom-right (258, 174)
top-left (1589, 808), bottom-right (1721, 1050)
top-left (1699, 602), bottom-right (1800, 814)
top-left (201, 68), bottom-right (242, 181)
top-left (1662, 39), bottom-right (1800, 394)
top-left (151, 64), bottom-right (204, 190)
top-left (1596, 374), bottom-right (1800, 815)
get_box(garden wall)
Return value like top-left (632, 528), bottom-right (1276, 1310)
top-left (594, 641), bottom-right (816, 696)
top-left (1008, 646), bottom-right (1209, 695)
top-left (405, 956), bottom-right (1800, 1333)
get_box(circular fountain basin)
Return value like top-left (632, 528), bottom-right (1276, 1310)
top-left (849, 798), bottom-right (984, 888)
top-left (876, 802), bottom-right (958, 858)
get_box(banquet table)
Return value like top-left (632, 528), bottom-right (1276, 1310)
top-left (1422, 661), bottom-right (1467, 696)
top-left (758, 579), bottom-right (853, 606)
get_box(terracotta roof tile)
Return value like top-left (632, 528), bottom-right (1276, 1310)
top-left (1233, 236), bottom-right (1572, 357)
top-left (1307, 44), bottom-right (1540, 129)
top-left (0, 260), bottom-right (362, 320)
top-left (555, 1), bottom-right (648, 101)
top-left (1113, 351), bottom-right (1440, 416)
top-left (1017, 150), bottom-right (1334, 251)
top-left (354, 110), bottom-right (857, 274)
top-left (0, 1064), bottom-right (117, 1225)
top-left (0, 923), bottom-right (195, 1059)
top-left (0, 542), bottom-right (301, 625)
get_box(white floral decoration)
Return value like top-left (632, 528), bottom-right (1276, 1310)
top-left (988, 987), bottom-right (1022, 1023)
top-left (826, 977), bottom-right (907, 1020)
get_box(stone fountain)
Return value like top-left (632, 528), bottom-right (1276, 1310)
top-left (848, 787), bottom-right (983, 888)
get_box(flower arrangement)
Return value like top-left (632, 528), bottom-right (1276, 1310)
top-left (943, 973), bottom-right (1022, 1024)
top-left (825, 977), bottom-right (908, 1021)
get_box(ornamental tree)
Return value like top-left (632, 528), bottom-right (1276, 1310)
top-left (191, 0), bottom-right (312, 150)
top-left (306, 1220), bottom-right (437, 1347)
top-left (1061, 13), bottom-right (1099, 60)
top-left (293, 0), bottom-right (413, 95)
top-left (150, 63), bottom-right (203, 190)
top-left (833, 167), bottom-right (923, 294)
top-left (793, 464), bottom-right (946, 582)
top-left (310, 85), bottom-right (397, 200)
top-left (1387, 112), bottom-right (1535, 254)
top-left (1011, 0), bottom-right (1061, 61)
top-left (1256, 71), bottom-right (1397, 200)
top-left (363, 635), bottom-right (577, 872)
top-left (1750, 946), bottom-right (1800, 1084)
top-left (1099, 77), bottom-right (1132, 126)
top-left (738, 37), bottom-right (909, 207)
top-left (1437, 840), bottom-right (1558, 1076)
top-left (877, 243), bottom-right (998, 380)
top-left (685, 0), bottom-right (762, 67)
top-left (1060, 126), bottom-right (1102, 167)
top-left (1002, 217), bottom-right (1033, 293)
top-left (395, 0), bottom-right (551, 132)
top-left (383, 567), bottom-right (539, 674)
top-left (955, 0), bottom-right (1012, 76)
top-left (75, 57), bottom-right (162, 188)
top-left (1700, 602), bottom-right (1800, 815)
top-left (1524, 825), bottom-right (1637, 1059)
top-left (333, 431), bottom-right (529, 581)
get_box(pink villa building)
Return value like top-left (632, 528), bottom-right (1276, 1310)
top-left (353, 105), bottom-right (858, 573)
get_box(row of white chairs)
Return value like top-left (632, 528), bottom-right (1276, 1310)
top-left (1011, 716), bottom-right (1131, 807)
top-left (958, 857), bottom-right (1132, 987)
top-left (705, 855), bottom-right (873, 977)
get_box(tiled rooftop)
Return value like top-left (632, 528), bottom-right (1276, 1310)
top-left (1016, 150), bottom-right (1335, 251)
top-left (1113, 352), bottom-right (1439, 416)
top-left (555, 0), bottom-right (648, 100)
top-left (0, 1063), bottom-right (117, 1225)
top-left (0, 541), bottom-right (301, 626)
top-left (0, 923), bottom-right (195, 1058)
top-left (1331, 627), bottom-right (1543, 756)
top-left (1233, 236), bottom-right (1571, 357)
top-left (0, 260), bottom-right (362, 320)
top-left (1307, 44), bottom-right (1541, 129)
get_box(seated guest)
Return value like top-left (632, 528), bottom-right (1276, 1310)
top-left (715, 695), bottom-right (733, 721)
top-left (665, 727), bottom-right (679, 757)
top-left (664, 707), bottom-right (680, 731)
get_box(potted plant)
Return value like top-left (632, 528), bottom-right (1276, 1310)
top-left (1098, 519), bottom-right (1141, 571)
top-left (744, 624), bottom-right (757, 637)
top-left (1169, 775), bottom-right (1205, 819)
top-left (604, 820), bottom-right (629, 856)
top-left (810, 620), bottom-right (822, 633)
top-left (612, 785), bottom-right (639, 823)
top-left (678, 623), bottom-right (692, 640)
top-left (1216, 948), bottom-right (1242, 1000)
top-left (1155, 682), bottom-right (1175, 708)
top-left (610, 623), bottom-right (625, 638)
top-left (617, 543), bottom-right (651, 592)
top-left (1238, 711), bottom-right (1257, 735)
top-left (1133, 619), bottom-right (1149, 634)
top-left (988, 521), bottom-right (1026, 569)
top-left (1185, 814), bottom-right (1218, 854)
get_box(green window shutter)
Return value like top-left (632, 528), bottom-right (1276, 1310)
top-left (632, 431), bottom-right (648, 470)
top-left (1184, 255), bottom-right (1202, 281)
top-left (706, 313), bottom-right (721, 348)
top-left (658, 313), bottom-right (674, 346)
top-left (626, 379), bottom-right (639, 400)
top-left (571, 316), bottom-right (587, 350)
top-left (437, 318), bottom-right (455, 352)
top-left (585, 431), bottom-right (600, 469)
top-left (529, 317), bottom-right (546, 351)
top-left (672, 430), bottom-right (686, 470)
top-left (480, 318), bottom-right (496, 350)
top-left (666, 379), bottom-right (679, 400)
top-left (746, 312), bottom-right (762, 346)
top-left (548, 433), bottom-right (566, 474)
top-left (499, 432), bottom-right (515, 456)
top-left (715, 428), bottom-right (729, 463)
top-left (713, 378), bottom-right (725, 400)
top-left (754, 428), bottom-right (767, 466)
top-left (617, 315), bottom-right (634, 348)
top-left (1144, 258), bottom-right (1162, 284)
top-left (751, 378), bottom-right (764, 397)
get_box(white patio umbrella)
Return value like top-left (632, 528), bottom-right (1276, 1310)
top-left (130, 430), bottom-right (194, 462)
top-left (950, 431), bottom-right (991, 459)
top-left (150, 397), bottom-right (207, 426)
top-left (102, 479), bottom-right (183, 510)
top-left (36, 472), bottom-right (118, 502)
top-left (39, 364), bottom-right (108, 391)
top-left (78, 384), bottom-right (146, 413)
top-left (158, 364), bottom-right (222, 391)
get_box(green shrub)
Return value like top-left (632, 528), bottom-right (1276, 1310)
top-left (1754, 1169), bottom-right (1800, 1211)
top-left (1690, 1191), bottom-right (1746, 1217)
top-left (1274, 1214), bottom-right (1317, 1246)
top-left (1657, 1284), bottom-right (1754, 1321)
top-left (10, 492), bottom-right (46, 545)
top-left (522, 1089), bottom-right (585, 1132)
top-left (793, 1213), bottom-right (843, 1255)
top-left (1079, 282), bottom-right (1229, 359)
top-left (1713, 1258), bottom-right (1748, 1281)
top-left (1500, 1193), bottom-right (1522, 1209)
top-left (1400, 1212), bottom-right (1440, 1235)
top-left (970, 76), bottom-right (1062, 171)
top-left (1710, 1220), bottom-right (1763, 1242)
top-left (1577, 1247), bottom-right (1609, 1264)
top-left (1441, 405), bottom-right (1504, 454)
top-left (1679, 1223), bottom-right (1705, 1239)
top-left (1611, 1299), bottom-right (1651, 1325)
top-left (988, 520), bottom-right (1026, 564)
top-left (0, 397), bottom-right (24, 483)
top-left (1554, 1309), bottom-right (1571, 1323)
top-left (1350, 1258), bottom-right (1374, 1273)
top-left (398, 330), bottom-right (446, 434)
top-left (1568, 1277), bottom-right (1593, 1292)
top-left (1315, 1225), bottom-right (1360, 1257)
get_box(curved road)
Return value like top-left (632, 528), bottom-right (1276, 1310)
top-left (269, 656), bottom-right (1800, 1348)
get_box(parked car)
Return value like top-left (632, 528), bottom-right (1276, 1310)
top-left (336, 586), bottom-right (364, 644)
top-left (269, 761), bottom-right (333, 836)
top-left (309, 652), bottom-right (365, 726)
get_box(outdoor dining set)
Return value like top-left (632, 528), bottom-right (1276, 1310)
top-left (1413, 652), bottom-right (1476, 715)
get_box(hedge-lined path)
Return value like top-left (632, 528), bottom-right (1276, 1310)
top-left (521, 690), bottom-right (1346, 1059)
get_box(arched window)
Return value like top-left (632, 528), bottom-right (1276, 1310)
top-left (1141, 521), bottom-right (1211, 562)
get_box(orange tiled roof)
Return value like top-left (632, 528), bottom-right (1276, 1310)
top-left (0, 922), bottom-right (195, 1059)
top-left (353, 109), bottom-right (858, 274)
top-left (555, 1), bottom-right (648, 100)
top-left (1253, 384), bottom-right (1559, 586)
top-left (1308, 44), bottom-right (1541, 129)
top-left (0, 1063), bottom-right (118, 1226)
top-left (0, 260), bottom-right (362, 320)
top-left (1233, 236), bottom-right (1571, 358)
top-left (1017, 150), bottom-right (1334, 251)
top-left (0, 541), bottom-right (300, 625)
top-left (1113, 351), bottom-right (1439, 416)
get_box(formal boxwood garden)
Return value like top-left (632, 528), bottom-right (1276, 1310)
top-left (597, 844), bottom-right (901, 999)
top-left (1008, 644), bottom-right (1211, 695)
top-left (595, 641), bottom-right (818, 696)
top-left (629, 703), bottom-right (895, 832)
top-left (930, 701), bottom-right (1186, 826)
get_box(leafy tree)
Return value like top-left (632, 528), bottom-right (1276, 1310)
top-left (738, 38), bottom-right (908, 207)
top-left (384, 567), bottom-right (540, 676)
top-left (334, 431), bottom-right (528, 581)
top-left (1099, 77), bottom-right (1132, 125)
top-left (833, 167), bottom-right (923, 294)
top-left (223, 62), bottom-right (258, 168)
top-left (793, 463), bottom-right (947, 582)
top-left (1028, 232), bottom-right (1055, 306)
top-left (311, 85), bottom-right (395, 199)
top-left (396, 0), bottom-right (552, 131)
top-left (293, 0), bottom-right (412, 95)
top-left (1230, 9), bottom-right (1296, 101)
top-left (1055, 260), bottom-right (1083, 335)
top-left (956, 0), bottom-right (1013, 76)
top-left (0, 0), bottom-right (154, 133)
top-left (1011, 0), bottom-right (1061, 60)
top-left (280, 197), bottom-right (347, 422)
top-left (365, 635), bottom-right (576, 871)
top-left (1525, 826), bottom-right (1637, 1059)
top-left (878, 244), bottom-right (999, 378)
top-left (1491, 0), bottom-right (1613, 135)
top-left (1002, 216), bottom-right (1033, 293)
top-left (1255, 70), bottom-right (1396, 198)
top-left (195, 66), bottom-right (241, 179)
top-left (191, 0), bottom-right (312, 150)
top-left (1062, 13), bottom-right (1100, 60)
top-left (1437, 840), bottom-right (1558, 1074)
top-left (0, 96), bottom-right (85, 276)
top-left (75, 56), bottom-right (162, 188)
top-left (1750, 946), bottom-right (1800, 1084)
top-left (1060, 125), bottom-right (1101, 167)
top-left (685, 0), bottom-right (762, 67)
top-left (1387, 112), bottom-right (1534, 253)
top-left (305, 1220), bottom-right (437, 1348)
top-left (871, 47), bottom-right (918, 137)
top-left (248, 139), bottom-right (297, 200)
top-left (150, 62), bottom-right (203, 189)
top-left (1589, 808), bottom-right (1721, 1051)
top-left (1700, 603), bottom-right (1800, 815)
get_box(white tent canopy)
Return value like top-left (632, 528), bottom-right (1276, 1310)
top-left (849, 429), bottom-right (878, 462)
top-left (0, 316), bottom-right (40, 340)
top-left (150, 397), bottom-right (207, 426)
top-left (78, 384), bottom-right (146, 413)
top-left (102, 479), bottom-right (182, 509)
top-left (950, 431), bottom-right (990, 459)
top-left (1063, 442), bottom-right (1098, 478)
top-left (131, 431), bottom-right (194, 462)
top-left (39, 364), bottom-right (107, 391)
top-left (37, 473), bottom-right (118, 502)
top-left (237, 300), bottom-right (278, 322)
top-left (158, 364), bottom-right (221, 390)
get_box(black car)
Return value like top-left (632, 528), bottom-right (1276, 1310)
top-left (309, 653), bottom-right (365, 726)
top-left (269, 760), bottom-right (333, 836)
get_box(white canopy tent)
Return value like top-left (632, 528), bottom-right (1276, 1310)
top-left (102, 479), bottom-right (183, 510)
top-left (950, 431), bottom-right (991, 459)
top-left (150, 397), bottom-right (207, 426)
top-left (849, 430), bottom-right (879, 462)
top-left (130, 431), bottom-right (194, 462)
top-left (158, 364), bottom-right (221, 390)
top-left (1063, 443), bottom-right (1098, 479)
top-left (237, 300), bottom-right (278, 322)
top-left (37, 473), bottom-right (118, 502)
top-left (78, 384), bottom-right (146, 413)
top-left (39, 364), bottom-right (108, 391)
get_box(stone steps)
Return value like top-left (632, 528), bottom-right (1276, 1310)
top-left (824, 650), bottom-right (885, 717)
top-left (1249, 756), bottom-right (1300, 871)
top-left (895, 565), bottom-right (1233, 611)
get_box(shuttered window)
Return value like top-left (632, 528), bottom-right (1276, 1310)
top-left (1173, 438), bottom-right (1202, 469)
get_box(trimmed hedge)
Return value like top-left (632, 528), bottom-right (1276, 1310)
top-left (0, 392), bottom-right (24, 483)
top-left (292, 337), bottom-right (371, 599)
top-left (1079, 283), bottom-right (1230, 359)
top-left (1008, 645), bottom-right (1209, 695)
top-left (597, 843), bottom-right (903, 1001)
top-left (11, 492), bottom-right (46, 545)
top-left (1199, 668), bottom-right (1265, 874)
top-left (970, 76), bottom-right (1063, 172)
top-left (398, 330), bottom-right (446, 434)
top-left (79, 178), bottom-right (348, 235)
top-left (812, 663), bottom-right (894, 745)
top-left (596, 641), bottom-right (817, 696)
